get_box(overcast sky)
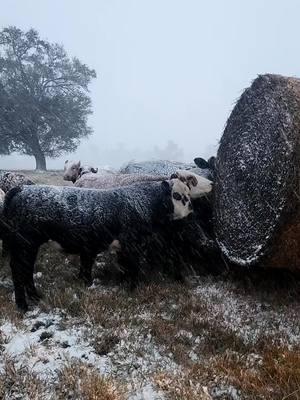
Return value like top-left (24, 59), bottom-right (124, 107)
top-left (1, 0), bottom-right (300, 169)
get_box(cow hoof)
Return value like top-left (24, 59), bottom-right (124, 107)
top-left (17, 303), bottom-right (28, 314)
top-left (79, 273), bottom-right (93, 286)
top-left (28, 293), bottom-right (43, 304)
top-left (26, 288), bottom-right (43, 303)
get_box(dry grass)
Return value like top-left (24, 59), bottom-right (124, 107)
top-left (1, 250), bottom-right (300, 399)
top-left (0, 359), bottom-right (123, 400)
top-left (187, 345), bottom-right (300, 400)
top-left (154, 345), bottom-right (300, 400)
top-left (55, 363), bottom-right (123, 400)
top-left (0, 358), bottom-right (47, 400)
top-left (0, 261), bottom-right (22, 324)
top-left (17, 169), bottom-right (71, 186)
top-left (141, 282), bottom-right (248, 367)
top-left (155, 372), bottom-right (213, 400)
top-left (219, 347), bottom-right (300, 399)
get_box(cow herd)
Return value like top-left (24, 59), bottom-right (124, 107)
top-left (0, 158), bottom-right (213, 312)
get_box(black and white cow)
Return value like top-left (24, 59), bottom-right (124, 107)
top-left (4, 179), bottom-right (193, 311)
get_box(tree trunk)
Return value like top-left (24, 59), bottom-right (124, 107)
top-left (34, 151), bottom-right (46, 171)
top-left (30, 133), bottom-right (47, 171)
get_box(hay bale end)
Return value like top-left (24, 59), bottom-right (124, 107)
top-left (214, 74), bottom-right (300, 269)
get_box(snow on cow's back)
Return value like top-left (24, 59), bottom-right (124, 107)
top-left (4, 181), bottom-right (190, 223)
top-left (120, 160), bottom-right (195, 176)
top-left (74, 173), bottom-right (167, 189)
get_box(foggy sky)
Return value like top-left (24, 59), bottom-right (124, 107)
top-left (1, 0), bottom-right (300, 169)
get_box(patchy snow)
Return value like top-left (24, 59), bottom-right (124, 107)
top-left (0, 306), bottom-right (178, 399)
top-left (128, 384), bottom-right (165, 400)
top-left (1, 270), bottom-right (299, 399)
top-left (0, 309), bottom-right (110, 380)
top-left (106, 328), bottom-right (178, 398)
top-left (211, 384), bottom-right (241, 400)
top-left (194, 280), bottom-right (300, 346)
top-left (0, 275), bottom-right (13, 290)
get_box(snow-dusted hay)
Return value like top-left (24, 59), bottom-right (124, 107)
top-left (214, 74), bottom-right (300, 269)
top-left (170, 170), bottom-right (213, 199)
top-left (0, 172), bottom-right (34, 193)
top-left (75, 172), bottom-right (168, 189)
top-left (4, 179), bottom-right (193, 311)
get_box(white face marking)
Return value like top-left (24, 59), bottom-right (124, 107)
top-left (170, 179), bottom-right (193, 220)
top-left (0, 188), bottom-right (5, 203)
top-left (63, 160), bottom-right (81, 182)
top-left (109, 239), bottom-right (121, 254)
top-left (173, 170), bottom-right (212, 199)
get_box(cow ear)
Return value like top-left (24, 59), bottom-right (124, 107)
top-left (170, 173), bottom-right (178, 179)
top-left (207, 156), bottom-right (216, 170)
top-left (65, 160), bottom-right (68, 164)
top-left (76, 161), bottom-right (81, 167)
top-left (91, 167), bottom-right (98, 173)
top-left (194, 157), bottom-right (209, 169)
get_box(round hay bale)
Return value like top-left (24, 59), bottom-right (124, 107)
top-left (214, 74), bottom-right (300, 269)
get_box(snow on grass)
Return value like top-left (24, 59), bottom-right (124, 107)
top-left (0, 305), bottom-right (173, 399)
top-left (194, 280), bottom-right (300, 346)
top-left (127, 384), bottom-right (165, 400)
top-left (0, 308), bottom-right (110, 380)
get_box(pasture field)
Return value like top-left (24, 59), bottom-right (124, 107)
top-left (0, 171), bottom-right (299, 400)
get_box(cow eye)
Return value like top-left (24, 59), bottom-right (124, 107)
top-left (187, 176), bottom-right (197, 187)
top-left (173, 192), bottom-right (182, 201)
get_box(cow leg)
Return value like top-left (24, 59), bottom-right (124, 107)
top-left (79, 252), bottom-right (95, 285)
top-left (117, 251), bottom-right (139, 289)
top-left (10, 242), bottom-right (39, 312)
top-left (117, 233), bottom-right (145, 289)
top-left (24, 246), bottom-right (42, 303)
top-left (2, 239), bottom-right (9, 259)
top-left (10, 258), bottom-right (27, 312)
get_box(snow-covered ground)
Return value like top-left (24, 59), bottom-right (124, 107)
top-left (1, 270), bottom-right (299, 399)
